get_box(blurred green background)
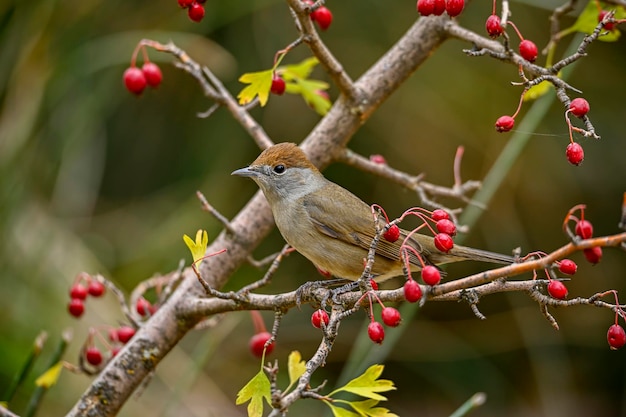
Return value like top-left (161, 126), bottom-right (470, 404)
top-left (1, 0), bottom-right (625, 416)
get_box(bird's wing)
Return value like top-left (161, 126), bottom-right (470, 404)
top-left (301, 184), bottom-right (429, 265)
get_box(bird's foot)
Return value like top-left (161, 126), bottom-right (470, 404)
top-left (295, 278), bottom-right (350, 309)
top-left (329, 281), bottom-right (361, 307)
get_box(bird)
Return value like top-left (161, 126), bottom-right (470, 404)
top-left (232, 142), bottom-right (513, 282)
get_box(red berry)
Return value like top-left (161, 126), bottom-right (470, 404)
top-left (566, 142), bottom-right (584, 166)
top-left (547, 280), bottom-right (568, 300)
top-left (436, 219), bottom-right (456, 236)
top-left (495, 115), bottom-right (515, 132)
top-left (148, 304), bottom-right (158, 315)
top-left (316, 267), bottom-right (332, 278)
top-left (445, 0), bottom-right (464, 17)
top-left (270, 76), bottom-right (286, 95)
top-left (311, 309), bottom-right (330, 328)
top-left (417, 0), bottom-right (435, 16)
top-left (70, 284), bottom-right (88, 300)
top-left (434, 233), bottom-right (454, 253)
top-left (85, 346), bottom-right (103, 366)
top-left (519, 39), bottom-right (538, 62)
top-left (311, 6), bottom-right (333, 30)
top-left (369, 154), bottom-right (387, 165)
top-left (381, 307), bottom-right (401, 327)
top-left (370, 279), bottom-right (379, 291)
top-left (403, 279), bottom-right (422, 303)
top-left (123, 67), bottom-right (147, 95)
top-left (486, 15), bottom-right (503, 38)
top-left (569, 98), bottom-right (590, 118)
top-left (87, 281), bottom-right (105, 297)
top-left (367, 321), bottom-right (385, 344)
top-left (117, 326), bottom-right (136, 344)
top-left (431, 209), bottom-right (449, 221)
top-left (421, 265), bottom-right (441, 286)
top-left (142, 62), bottom-right (163, 88)
top-left (383, 224), bottom-right (400, 242)
top-left (249, 331), bottom-right (274, 357)
top-left (136, 298), bottom-right (153, 316)
top-left (583, 246), bottom-right (602, 264)
top-left (68, 298), bottom-right (85, 318)
top-left (575, 219), bottom-right (593, 239)
top-left (432, 0), bottom-right (445, 15)
top-left (178, 0), bottom-right (194, 7)
top-left (108, 328), bottom-right (119, 342)
top-left (558, 259), bottom-right (578, 275)
top-left (607, 324), bottom-right (626, 350)
top-left (599, 10), bottom-right (616, 31)
top-left (111, 346), bottom-right (122, 357)
top-left (188, 3), bottom-right (205, 22)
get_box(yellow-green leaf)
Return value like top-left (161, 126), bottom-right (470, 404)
top-left (35, 362), bottom-right (63, 388)
top-left (238, 69), bottom-right (274, 106)
top-left (323, 401), bottom-right (361, 417)
top-left (183, 229), bottom-right (208, 266)
top-left (350, 399), bottom-right (399, 417)
top-left (287, 351), bottom-right (306, 387)
top-left (281, 57), bottom-right (320, 81)
top-left (330, 365), bottom-right (396, 401)
top-left (569, 0), bottom-right (624, 42)
top-left (236, 369), bottom-right (271, 417)
top-left (297, 78), bottom-right (331, 116)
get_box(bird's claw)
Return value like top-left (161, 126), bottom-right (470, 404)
top-left (295, 278), bottom-right (350, 309)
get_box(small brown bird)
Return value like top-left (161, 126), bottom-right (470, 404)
top-left (233, 142), bottom-right (513, 281)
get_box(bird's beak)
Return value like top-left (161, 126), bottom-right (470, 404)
top-left (231, 166), bottom-right (258, 178)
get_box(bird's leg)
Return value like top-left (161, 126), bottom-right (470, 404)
top-left (329, 281), bottom-right (361, 307)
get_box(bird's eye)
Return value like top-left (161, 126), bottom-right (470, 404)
top-left (273, 164), bottom-right (286, 174)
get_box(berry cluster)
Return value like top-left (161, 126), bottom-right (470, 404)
top-left (374, 206), bottom-right (458, 303)
top-left (249, 310), bottom-right (276, 358)
top-left (564, 97), bottom-right (590, 166)
top-left (68, 273), bottom-right (106, 318)
top-left (484, 2), bottom-right (538, 62)
top-left (416, 0), bottom-right (465, 18)
top-left (82, 325), bottom-right (137, 368)
top-left (123, 59), bottom-right (163, 96)
top-left (564, 204), bottom-right (602, 265)
top-left (177, 0), bottom-right (206, 22)
top-left (123, 42), bottom-right (165, 96)
top-left (360, 289), bottom-right (403, 344)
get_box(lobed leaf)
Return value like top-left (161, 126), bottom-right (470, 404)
top-left (330, 365), bottom-right (396, 402)
top-left (236, 369), bottom-right (271, 417)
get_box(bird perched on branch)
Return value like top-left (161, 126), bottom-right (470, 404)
top-left (233, 142), bottom-right (513, 281)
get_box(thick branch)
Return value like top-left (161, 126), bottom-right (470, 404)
top-left (68, 16), bottom-right (455, 415)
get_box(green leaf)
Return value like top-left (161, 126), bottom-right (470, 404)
top-left (296, 78), bottom-right (331, 116)
top-left (569, 0), bottom-right (624, 42)
top-left (35, 362), bottom-right (63, 389)
top-left (329, 365), bottom-right (396, 402)
top-left (281, 57), bottom-right (320, 81)
top-left (350, 399), bottom-right (399, 417)
top-left (323, 401), bottom-right (361, 417)
top-left (238, 69), bottom-right (274, 106)
top-left (183, 229), bottom-right (208, 266)
top-left (236, 369), bottom-right (271, 417)
top-left (287, 351), bottom-right (306, 387)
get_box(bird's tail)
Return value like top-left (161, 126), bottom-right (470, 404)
top-left (440, 244), bottom-right (515, 265)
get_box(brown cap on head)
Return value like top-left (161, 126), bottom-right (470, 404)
top-left (251, 142), bottom-right (319, 171)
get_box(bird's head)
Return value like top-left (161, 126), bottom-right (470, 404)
top-left (232, 143), bottom-right (324, 203)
